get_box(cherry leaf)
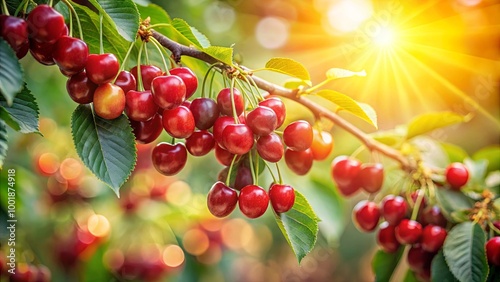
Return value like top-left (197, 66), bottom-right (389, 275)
top-left (265, 57), bottom-right (311, 84)
top-left (406, 111), bottom-right (470, 140)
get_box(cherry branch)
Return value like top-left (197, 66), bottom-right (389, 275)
top-left (151, 30), bottom-right (415, 172)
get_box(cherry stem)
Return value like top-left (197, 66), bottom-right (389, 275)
top-left (410, 189), bottom-right (425, 221)
top-left (229, 78), bottom-right (239, 124)
top-left (234, 79), bottom-right (256, 109)
top-left (99, 13), bottom-right (104, 54)
top-left (14, 0), bottom-right (29, 17)
top-left (136, 42), bottom-right (145, 91)
top-left (112, 41), bottom-right (136, 83)
top-left (248, 150), bottom-right (257, 185)
top-left (303, 77), bottom-right (335, 94)
top-left (63, 0), bottom-right (84, 41)
top-left (1, 0), bottom-right (9, 15)
top-left (67, 4), bottom-right (73, 37)
top-left (143, 42), bottom-right (150, 65)
top-left (201, 63), bottom-right (220, 99)
top-left (225, 155), bottom-right (239, 187)
top-left (275, 163), bottom-right (283, 184)
top-left (350, 145), bottom-right (366, 159)
top-left (208, 69), bottom-right (219, 100)
top-left (263, 161), bottom-right (277, 184)
top-left (149, 37), bottom-right (170, 74)
top-left (148, 23), bottom-right (171, 29)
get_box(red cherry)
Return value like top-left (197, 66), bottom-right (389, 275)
top-left (486, 237), bottom-right (500, 266)
top-left (151, 75), bottom-right (186, 109)
top-left (421, 225), bottom-right (447, 253)
top-left (115, 70), bottom-right (137, 94)
top-left (130, 65), bottom-right (162, 90)
top-left (162, 106), bottom-right (195, 138)
top-left (212, 116), bottom-right (235, 148)
top-left (35, 264), bottom-right (52, 282)
top-left (353, 200), bottom-right (380, 232)
top-left (310, 129), bottom-right (334, 161)
top-left (239, 185), bottom-right (269, 218)
top-left (29, 39), bottom-right (55, 65)
top-left (331, 156), bottom-right (361, 186)
top-left (215, 144), bottom-right (237, 166)
top-left (8, 263), bottom-right (36, 282)
top-left (152, 142), bottom-right (187, 176)
top-left (221, 124), bottom-right (254, 155)
top-left (27, 4), bottom-right (67, 43)
top-left (185, 130), bottom-right (215, 156)
top-left (130, 114), bottom-right (163, 144)
top-left (256, 133), bottom-right (284, 163)
top-left (234, 166), bottom-right (253, 191)
top-left (0, 15), bottom-right (29, 58)
top-left (52, 36), bottom-right (88, 76)
top-left (381, 195), bottom-right (408, 226)
top-left (190, 97), bottom-right (220, 130)
top-left (169, 67), bottom-right (198, 99)
top-left (125, 90), bottom-right (158, 122)
top-left (377, 221), bottom-right (401, 253)
top-left (246, 106), bottom-right (277, 136)
top-left (420, 205), bottom-right (447, 228)
top-left (285, 148), bottom-right (313, 175)
top-left (336, 181), bottom-right (361, 197)
top-left (217, 88), bottom-right (244, 116)
top-left (259, 97), bottom-right (286, 127)
top-left (85, 53), bottom-right (120, 84)
top-left (407, 245), bottom-right (434, 272)
top-left (395, 219), bottom-right (422, 245)
top-left (207, 181), bottom-right (238, 217)
top-left (66, 71), bottom-right (97, 104)
top-left (358, 163), bottom-right (384, 193)
top-left (445, 162), bottom-right (469, 190)
top-left (283, 120), bottom-right (313, 151)
top-left (269, 184), bottom-right (295, 213)
top-left (93, 83), bottom-right (126, 119)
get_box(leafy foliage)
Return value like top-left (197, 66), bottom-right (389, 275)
top-left (371, 248), bottom-right (404, 282)
top-left (431, 250), bottom-right (459, 282)
top-left (0, 38), bottom-right (23, 106)
top-left (0, 120), bottom-right (7, 168)
top-left (265, 57), bottom-right (311, 84)
top-left (87, 0), bottom-right (140, 42)
top-left (406, 111), bottom-right (469, 140)
top-left (0, 85), bottom-right (40, 134)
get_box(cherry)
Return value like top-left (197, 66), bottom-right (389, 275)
top-left (185, 130), bottom-right (215, 156)
top-left (130, 65), bottom-right (162, 90)
top-left (269, 184), bottom-right (295, 213)
top-left (377, 221), bottom-right (401, 253)
top-left (486, 237), bottom-right (500, 266)
top-left (27, 4), bottom-right (67, 43)
top-left (381, 195), bottom-right (408, 226)
top-left (8, 263), bottom-right (35, 282)
top-left (407, 245), bottom-right (434, 272)
top-left (234, 166), bottom-right (253, 191)
top-left (162, 106), bottom-right (195, 138)
top-left (331, 156), bottom-right (362, 186)
top-left (445, 162), bottom-right (469, 190)
top-left (66, 71), bottom-right (97, 104)
top-left (259, 97), bottom-right (286, 127)
top-left (93, 83), bottom-right (126, 119)
top-left (130, 114), bottom-right (163, 144)
top-left (151, 75), bottom-right (186, 109)
top-left (352, 200), bottom-right (380, 232)
top-left (169, 67), bottom-right (198, 99)
top-left (420, 205), bottom-right (447, 228)
top-left (212, 116), bottom-right (235, 148)
top-left (421, 225), bottom-right (447, 253)
top-left (29, 40), bottom-right (55, 65)
top-left (310, 129), bottom-right (334, 161)
top-left (152, 142), bottom-right (187, 176)
top-left (358, 163), bottom-right (384, 193)
top-left (256, 133), bottom-right (284, 163)
top-left (283, 120), bottom-right (313, 151)
top-left (125, 90), bottom-right (158, 122)
top-left (207, 181), bottom-right (238, 217)
top-left (217, 88), bottom-right (244, 116)
top-left (0, 15), bottom-right (29, 58)
top-left (85, 53), bottom-right (120, 84)
top-left (285, 148), bottom-right (313, 175)
top-left (239, 185), bottom-right (269, 218)
top-left (221, 124), bottom-right (254, 155)
top-left (395, 219), bottom-right (422, 245)
top-left (115, 70), bottom-right (137, 94)
top-left (215, 144), bottom-right (237, 166)
top-left (190, 97), bottom-right (220, 130)
top-left (246, 106), bottom-right (277, 136)
top-left (336, 181), bottom-right (361, 197)
top-left (52, 36), bottom-right (89, 76)
top-left (35, 264), bottom-right (52, 282)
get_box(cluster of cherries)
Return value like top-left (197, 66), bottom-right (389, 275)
top-left (0, 261), bottom-right (51, 282)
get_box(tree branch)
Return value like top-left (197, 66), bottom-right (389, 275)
top-left (151, 30), bottom-right (415, 172)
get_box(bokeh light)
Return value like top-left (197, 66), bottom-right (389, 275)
top-left (182, 228), bottom-right (210, 256)
top-left (255, 17), bottom-right (289, 49)
top-left (162, 245), bottom-right (185, 268)
top-left (326, 0), bottom-right (373, 33)
top-left (87, 214), bottom-right (111, 238)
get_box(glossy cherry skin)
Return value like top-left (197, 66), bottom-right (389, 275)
top-left (358, 163), bottom-right (384, 193)
top-left (213, 116), bottom-right (235, 148)
top-left (27, 4), bottom-right (67, 43)
top-left (331, 156), bottom-right (362, 186)
top-left (215, 144), bottom-right (237, 166)
top-left (381, 195), bottom-right (408, 226)
top-left (151, 75), bottom-right (186, 109)
top-left (217, 88), bottom-right (244, 116)
top-left (115, 70), bottom-right (137, 94)
top-left (161, 106), bottom-right (195, 138)
top-left (285, 148), bottom-right (313, 175)
top-left (337, 181), bottom-right (361, 197)
top-left (190, 97), bottom-right (220, 130)
top-left (269, 184), bottom-right (295, 213)
top-left (234, 166), bottom-right (253, 191)
top-left (29, 40), bottom-right (55, 65)
top-left (125, 90), bottom-right (158, 122)
top-left (445, 162), bottom-right (469, 190)
top-left (486, 237), bottom-right (500, 266)
top-left (420, 205), bottom-right (447, 228)
top-left (152, 142), bottom-right (187, 176)
top-left (246, 106), bottom-right (277, 136)
top-left (85, 53), bottom-right (120, 84)
top-left (130, 114), bottom-right (163, 144)
top-left (259, 97), bottom-right (286, 127)
top-left (52, 36), bottom-right (88, 76)
top-left (0, 15), bottom-right (29, 58)
top-left (130, 65), bottom-right (162, 90)
top-left (169, 67), bottom-right (198, 99)
top-left (310, 129), bottom-right (334, 161)
top-left (93, 83), bottom-right (126, 119)
top-left (257, 133), bottom-right (284, 163)
top-left (353, 200), bottom-right (381, 232)
top-left (239, 185), bottom-right (269, 218)
top-left (421, 225), bottom-right (447, 253)
top-left (66, 71), bottom-right (97, 104)
top-left (377, 221), bottom-right (401, 253)
top-left (185, 130), bottom-right (215, 156)
top-left (207, 181), bottom-right (238, 217)
top-left (283, 121), bottom-right (313, 151)
top-left (395, 219), bottom-right (422, 245)
top-left (407, 245), bottom-right (434, 272)
top-left (222, 124), bottom-right (254, 155)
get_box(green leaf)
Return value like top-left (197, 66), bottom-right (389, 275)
top-left (172, 18), bottom-right (211, 48)
top-left (432, 250), bottom-right (459, 282)
top-left (464, 158), bottom-right (488, 188)
top-left (403, 270), bottom-right (419, 282)
top-left (71, 104), bottom-right (136, 196)
top-left (202, 46), bottom-right (233, 66)
top-left (274, 190), bottom-right (319, 263)
top-left (86, 0), bottom-right (140, 42)
top-left (0, 86), bottom-right (40, 134)
top-left (0, 107), bottom-right (20, 131)
top-left (0, 38), bottom-right (23, 106)
top-left (326, 68), bottom-right (366, 80)
top-left (371, 248), bottom-right (404, 282)
top-left (371, 130), bottom-right (405, 147)
top-left (0, 120), bottom-right (7, 168)
top-left (435, 188), bottom-right (474, 222)
top-left (265, 57), bottom-right (311, 83)
top-left (443, 222), bottom-right (489, 282)
top-left (283, 78), bottom-right (309, 90)
top-left (316, 90), bottom-right (378, 128)
top-left (441, 142), bottom-right (469, 164)
top-left (473, 146), bottom-right (500, 173)
top-left (406, 112), bottom-right (470, 140)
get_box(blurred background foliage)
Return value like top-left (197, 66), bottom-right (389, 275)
top-left (1, 0), bottom-right (499, 281)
